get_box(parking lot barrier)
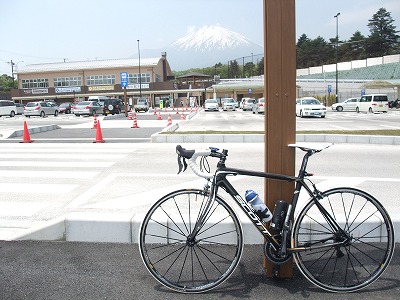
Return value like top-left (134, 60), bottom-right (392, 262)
top-left (20, 121), bottom-right (34, 143)
top-left (131, 113), bottom-right (140, 128)
top-left (92, 114), bottom-right (98, 129)
top-left (93, 120), bottom-right (105, 143)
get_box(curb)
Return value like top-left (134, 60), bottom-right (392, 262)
top-left (11, 211), bottom-right (400, 244)
top-left (6, 124), bottom-right (61, 138)
top-left (152, 131), bottom-right (400, 145)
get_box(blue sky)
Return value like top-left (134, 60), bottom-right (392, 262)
top-left (1, 0), bottom-right (399, 75)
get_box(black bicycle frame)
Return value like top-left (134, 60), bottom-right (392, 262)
top-left (211, 166), bottom-right (302, 251)
top-left (207, 154), bottom-right (349, 253)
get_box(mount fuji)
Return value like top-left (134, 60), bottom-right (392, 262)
top-left (141, 25), bottom-right (263, 71)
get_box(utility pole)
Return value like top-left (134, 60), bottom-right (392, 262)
top-left (7, 60), bottom-right (15, 88)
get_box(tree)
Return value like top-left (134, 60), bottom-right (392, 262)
top-left (229, 60), bottom-right (240, 78)
top-left (256, 57), bottom-right (264, 75)
top-left (0, 74), bottom-right (14, 91)
top-left (296, 34), bottom-right (334, 68)
top-left (366, 7), bottom-right (400, 57)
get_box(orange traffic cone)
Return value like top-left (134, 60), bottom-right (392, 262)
top-left (131, 113), bottom-right (139, 128)
top-left (166, 114), bottom-right (172, 126)
top-left (93, 120), bottom-right (105, 143)
top-left (180, 111), bottom-right (186, 120)
top-left (176, 107), bottom-right (180, 114)
top-left (92, 114), bottom-right (98, 129)
top-left (153, 107), bottom-right (157, 115)
top-left (157, 111), bottom-right (162, 120)
top-left (128, 109), bottom-right (133, 120)
top-left (20, 121), bottom-right (34, 143)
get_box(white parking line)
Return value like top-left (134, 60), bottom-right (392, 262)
top-left (0, 161), bottom-right (115, 168)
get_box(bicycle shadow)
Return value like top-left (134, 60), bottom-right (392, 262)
top-left (153, 243), bottom-right (400, 299)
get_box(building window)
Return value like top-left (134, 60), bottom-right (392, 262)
top-left (128, 73), bottom-right (150, 84)
top-left (54, 76), bottom-right (82, 87)
top-left (22, 78), bottom-right (49, 89)
top-left (155, 74), bottom-right (161, 82)
top-left (86, 75), bottom-right (116, 86)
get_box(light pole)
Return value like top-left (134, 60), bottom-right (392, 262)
top-left (334, 12), bottom-right (340, 103)
top-left (137, 39), bottom-right (142, 99)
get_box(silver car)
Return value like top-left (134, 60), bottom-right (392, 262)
top-left (73, 101), bottom-right (102, 116)
top-left (204, 99), bottom-right (219, 111)
top-left (331, 97), bottom-right (358, 112)
top-left (252, 98), bottom-right (265, 114)
top-left (242, 98), bottom-right (256, 111)
top-left (222, 98), bottom-right (236, 111)
top-left (24, 101), bottom-right (59, 117)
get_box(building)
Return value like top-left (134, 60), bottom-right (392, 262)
top-left (12, 53), bottom-right (214, 107)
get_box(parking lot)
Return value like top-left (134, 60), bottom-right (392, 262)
top-left (1, 108), bottom-right (400, 143)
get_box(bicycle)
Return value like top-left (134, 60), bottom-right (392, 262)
top-left (139, 143), bottom-right (395, 294)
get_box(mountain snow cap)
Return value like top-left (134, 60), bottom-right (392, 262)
top-left (170, 25), bottom-right (253, 52)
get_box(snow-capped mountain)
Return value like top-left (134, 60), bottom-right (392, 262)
top-left (140, 25), bottom-right (263, 71)
top-left (171, 25), bottom-right (255, 52)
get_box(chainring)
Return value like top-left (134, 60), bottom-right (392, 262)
top-left (264, 235), bottom-right (292, 265)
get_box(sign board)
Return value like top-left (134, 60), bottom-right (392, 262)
top-left (361, 89), bottom-right (366, 96)
top-left (120, 72), bottom-right (129, 88)
top-left (328, 84), bottom-right (332, 93)
top-left (248, 88), bottom-right (253, 94)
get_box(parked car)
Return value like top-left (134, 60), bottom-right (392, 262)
top-left (252, 98), bottom-right (265, 114)
top-left (15, 103), bottom-right (24, 115)
top-left (73, 101), bottom-right (102, 116)
top-left (103, 98), bottom-right (125, 115)
top-left (24, 101), bottom-right (59, 117)
top-left (331, 97), bottom-right (358, 112)
top-left (296, 97), bottom-right (326, 118)
top-left (204, 99), bottom-right (219, 111)
top-left (134, 98), bottom-right (149, 112)
top-left (59, 102), bottom-right (73, 114)
top-left (242, 98), bottom-right (256, 111)
top-left (356, 94), bottom-right (389, 113)
top-left (0, 100), bottom-right (17, 117)
top-left (222, 98), bottom-right (236, 111)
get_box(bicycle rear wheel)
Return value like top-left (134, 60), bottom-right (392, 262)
top-left (139, 189), bottom-right (243, 293)
top-left (293, 187), bottom-right (395, 292)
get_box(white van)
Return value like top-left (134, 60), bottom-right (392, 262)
top-left (0, 100), bottom-right (17, 117)
top-left (88, 96), bottom-right (109, 107)
top-left (356, 94), bottom-right (389, 113)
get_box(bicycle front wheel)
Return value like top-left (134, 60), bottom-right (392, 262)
top-left (139, 189), bottom-right (243, 293)
top-left (293, 187), bottom-right (395, 292)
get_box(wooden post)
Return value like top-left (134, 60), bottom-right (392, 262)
top-left (264, 0), bottom-right (296, 278)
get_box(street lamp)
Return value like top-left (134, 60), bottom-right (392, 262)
top-left (137, 39), bottom-right (142, 98)
top-left (334, 12), bottom-right (340, 103)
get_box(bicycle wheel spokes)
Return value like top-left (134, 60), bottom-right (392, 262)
top-left (139, 189), bottom-right (243, 293)
top-left (293, 187), bottom-right (394, 292)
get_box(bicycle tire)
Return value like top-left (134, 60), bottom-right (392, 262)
top-left (293, 187), bottom-right (395, 292)
top-left (139, 189), bottom-right (244, 293)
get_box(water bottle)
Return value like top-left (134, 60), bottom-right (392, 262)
top-left (245, 190), bottom-right (272, 222)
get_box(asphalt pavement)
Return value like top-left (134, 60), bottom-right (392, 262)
top-left (1, 241), bottom-right (399, 300)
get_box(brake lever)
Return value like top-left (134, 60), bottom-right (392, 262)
top-left (177, 155), bottom-right (188, 174)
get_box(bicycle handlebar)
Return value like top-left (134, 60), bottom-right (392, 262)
top-left (176, 145), bottom-right (214, 179)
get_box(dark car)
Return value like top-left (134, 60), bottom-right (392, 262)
top-left (59, 102), bottom-right (73, 114)
top-left (103, 98), bottom-right (125, 115)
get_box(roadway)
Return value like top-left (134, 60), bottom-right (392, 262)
top-left (1, 108), bottom-right (400, 143)
top-left (0, 109), bottom-right (399, 299)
